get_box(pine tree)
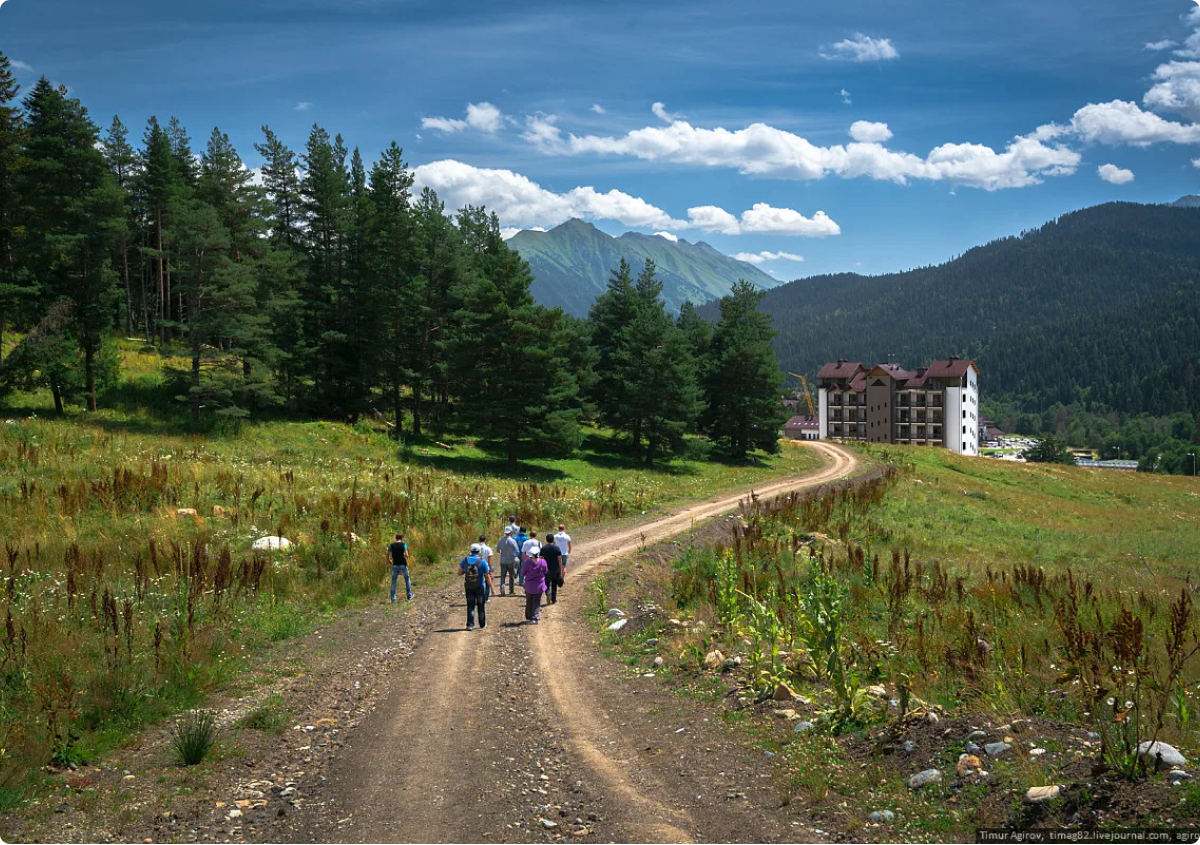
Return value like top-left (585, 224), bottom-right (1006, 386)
top-left (586, 257), bottom-right (636, 438)
top-left (0, 52), bottom-right (26, 359)
top-left (367, 143), bottom-right (415, 435)
top-left (254, 126), bottom-right (305, 251)
top-left (16, 78), bottom-right (122, 411)
top-left (100, 116), bottom-right (137, 335)
top-left (702, 280), bottom-right (786, 460)
top-left (135, 117), bottom-right (190, 344)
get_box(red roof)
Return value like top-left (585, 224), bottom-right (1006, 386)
top-left (927, 358), bottom-right (979, 379)
top-left (817, 361), bottom-right (864, 380)
top-left (785, 415), bottom-right (819, 429)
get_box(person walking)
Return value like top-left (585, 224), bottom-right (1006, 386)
top-left (553, 523), bottom-right (572, 572)
top-left (497, 526), bottom-right (520, 595)
top-left (459, 543), bottom-right (493, 630)
top-left (388, 533), bottom-right (413, 602)
top-left (521, 543), bottom-right (548, 624)
top-left (513, 524), bottom-right (529, 586)
top-left (477, 534), bottom-right (494, 602)
top-left (522, 530), bottom-right (540, 559)
top-left (540, 541), bottom-right (563, 605)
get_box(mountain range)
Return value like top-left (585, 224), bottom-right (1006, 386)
top-left (508, 219), bottom-right (781, 317)
top-left (699, 201), bottom-right (1200, 418)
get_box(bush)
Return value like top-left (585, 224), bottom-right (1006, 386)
top-left (171, 710), bottom-right (217, 766)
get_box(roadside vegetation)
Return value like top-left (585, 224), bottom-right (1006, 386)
top-left (0, 338), bottom-right (820, 807)
top-left (593, 445), bottom-right (1200, 837)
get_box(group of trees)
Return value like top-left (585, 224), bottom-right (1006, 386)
top-left (0, 53), bottom-right (786, 467)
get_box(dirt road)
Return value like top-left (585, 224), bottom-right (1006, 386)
top-left (280, 441), bottom-right (857, 844)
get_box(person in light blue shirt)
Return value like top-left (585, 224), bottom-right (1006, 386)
top-left (458, 544), bottom-right (493, 630)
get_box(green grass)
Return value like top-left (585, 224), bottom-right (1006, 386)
top-left (0, 339), bottom-right (825, 804)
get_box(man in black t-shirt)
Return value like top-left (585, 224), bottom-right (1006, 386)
top-left (388, 533), bottom-right (413, 602)
top-left (540, 542), bottom-right (563, 605)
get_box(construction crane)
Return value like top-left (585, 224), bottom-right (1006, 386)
top-left (787, 372), bottom-right (816, 417)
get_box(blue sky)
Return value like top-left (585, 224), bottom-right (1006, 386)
top-left (3, 0), bottom-right (1200, 279)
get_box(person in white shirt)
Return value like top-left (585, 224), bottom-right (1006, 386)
top-left (477, 534), bottom-right (494, 601)
top-left (521, 530), bottom-right (541, 559)
top-left (553, 524), bottom-right (572, 571)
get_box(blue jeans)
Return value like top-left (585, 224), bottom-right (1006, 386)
top-left (466, 591), bottom-right (486, 628)
top-left (391, 565), bottom-right (412, 601)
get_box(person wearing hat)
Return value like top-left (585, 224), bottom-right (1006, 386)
top-left (458, 542), bottom-right (493, 630)
top-left (520, 542), bottom-right (548, 624)
top-left (477, 534), bottom-right (494, 602)
top-left (497, 525), bottom-right (521, 595)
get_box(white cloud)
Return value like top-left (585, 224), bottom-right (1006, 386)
top-left (849, 120), bottom-right (893, 143)
top-left (1097, 163), bottom-right (1135, 184)
top-left (591, 103), bottom-right (606, 115)
top-left (10, 59), bottom-right (33, 73)
top-left (1146, 39), bottom-right (1178, 51)
top-left (421, 102), bottom-right (505, 134)
top-left (500, 226), bottom-right (546, 240)
top-left (839, 89), bottom-right (852, 105)
top-left (687, 203), bottom-right (841, 237)
top-left (733, 250), bottom-right (804, 264)
top-left (1065, 99), bottom-right (1200, 145)
top-left (411, 159), bottom-right (686, 230)
top-left (651, 101), bottom-right (682, 123)
top-left (1143, 61), bottom-right (1200, 121)
top-left (653, 231), bottom-right (678, 242)
top-left (820, 33), bottom-right (899, 62)
top-left (1193, 157), bottom-right (1200, 168)
top-left (521, 113), bottom-right (562, 148)
top-left (531, 114), bottom-right (1081, 190)
top-left (294, 101), bottom-right (314, 111)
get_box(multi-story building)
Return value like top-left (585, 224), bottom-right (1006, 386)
top-left (816, 357), bottom-right (980, 455)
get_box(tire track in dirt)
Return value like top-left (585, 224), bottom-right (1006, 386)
top-left (286, 442), bottom-right (857, 844)
top-left (527, 442), bottom-right (857, 843)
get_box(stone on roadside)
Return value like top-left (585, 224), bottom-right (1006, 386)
top-left (903, 740), bottom-right (915, 753)
top-left (253, 535), bottom-right (292, 551)
top-left (653, 656), bottom-right (664, 667)
top-left (772, 682), bottom-right (796, 701)
top-left (966, 730), bottom-right (987, 741)
top-left (607, 618), bottom-right (627, 632)
top-left (965, 742), bottom-right (981, 754)
top-left (925, 711), bottom-right (940, 725)
top-left (1170, 770), bottom-right (1191, 782)
top-left (794, 721), bottom-right (815, 734)
top-left (956, 755), bottom-right (983, 777)
top-left (1138, 741), bottom-right (1187, 769)
top-left (607, 609), bottom-right (625, 618)
top-left (773, 709), bottom-right (799, 721)
top-left (540, 819), bottom-right (558, 830)
top-left (1025, 785), bottom-right (1061, 803)
top-left (867, 810), bottom-right (895, 823)
top-left (703, 650), bottom-right (725, 670)
top-left (907, 769), bottom-right (942, 789)
top-left (984, 742), bottom-right (1012, 758)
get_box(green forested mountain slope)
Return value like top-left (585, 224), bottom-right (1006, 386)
top-left (717, 202), bottom-right (1200, 417)
top-left (509, 219), bottom-right (781, 316)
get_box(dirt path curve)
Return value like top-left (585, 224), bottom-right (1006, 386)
top-left (284, 442), bottom-right (857, 844)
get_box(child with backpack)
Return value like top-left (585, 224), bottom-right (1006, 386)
top-left (520, 543), bottom-right (548, 624)
top-left (459, 543), bottom-right (493, 630)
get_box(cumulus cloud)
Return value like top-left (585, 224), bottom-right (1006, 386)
top-left (1097, 163), bottom-right (1135, 184)
top-left (733, 250), bottom-right (804, 264)
top-left (421, 102), bottom-right (505, 134)
top-left (527, 113), bottom-right (1081, 190)
top-left (1061, 99), bottom-right (1200, 145)
top-left (839, 89), bottom-right (852, 105)
top-left (687, 203), bottom-right (841, 236)
top-left (408, 160), bottom-right (838, 238)
top-left (651, 101), bottom-right (681, 122)
top-left (849, 120), bottom-right (893, 143)
top-left (500, 226), bottom-right (546, 240)
top-left (411, 160), bottom-right (686, 230)
top-left (1146, 39), bottom-right (1178, 51)
top-left (294, 101), bottom-right (314, 111)
top-left (1143, 61), bottom-right (1200, 121)
top-left (820, 33), bottom-right (899, 62)
top-left (653, 231), bottom-right (678, 242)
top-left (591, 103), bottom-right (606, 114)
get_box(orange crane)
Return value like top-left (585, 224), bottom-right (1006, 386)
top-left (787, 372), bottom-right (816, 417)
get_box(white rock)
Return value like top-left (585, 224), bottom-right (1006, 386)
top-left (540, 819), bottom-right (558, 829)
top-left (607, 609), bottom-right (626, 618)
top-left (794, 721), bottom-right (815, 734)
top-left (907, 769), bottom-right (942, 789)
top-left (1138, 741), bottom-right (1187, 769)
top-left (607, 618), bottom-right (627, 631)
top-left (925, 711), bottom-right (940, 725)
top-left (1025, 785), bottom-right (1060, 803)
top-left (867, 810), bottom-right (895, 823)
top-left (1170, 770), bottom-right (1190, 782)
top-left (1030, 748), bottom-right (1047, 757)
top-left (653, 656), bottom-right (664, 667)
top-left (984, 741), bottom-right (1012, 757)
top-left (252, 535), bottom-right (292, 551)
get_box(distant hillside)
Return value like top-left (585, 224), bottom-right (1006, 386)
top-left (1171, 195), bottom-right (1200, 208)
top-left (509, 219), bottom-right (781, 316)
top-left (709, 202), bottom-right (1200, 417)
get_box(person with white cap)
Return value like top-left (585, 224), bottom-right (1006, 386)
top-left (477, 533), bottom-right (494, 602)
top-left (496, 525), bottom-right (520, 595)
top-left (520, 542), bottom-right (548, 624)
top-left (458, 542), bottom-right (492, 630)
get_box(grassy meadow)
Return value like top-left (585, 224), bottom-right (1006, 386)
top-left (593, 445), bottom-right (1200, 836)
top-left (0, 341), bottom-right (822, 805)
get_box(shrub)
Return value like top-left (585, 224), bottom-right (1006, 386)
top-left (171, 710), bottom-right (217, 766)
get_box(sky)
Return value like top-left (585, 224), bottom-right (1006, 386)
top-left (3, 0), bottom-right (1200, 280)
